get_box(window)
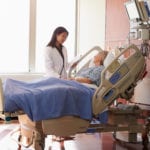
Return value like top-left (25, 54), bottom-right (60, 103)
top-left (0, 0), bottom-right (29, 73)
top-left (78, 0), bottom-right (105, 54)
top-left (35, 0), bottom-right (76, 72)
top-left (0, 0), bottom-right (75, 73)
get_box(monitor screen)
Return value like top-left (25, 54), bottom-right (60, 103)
top-left (144, 1), bottom-right (150, 17)
top-left (125, 0), bottom-right (141, 20)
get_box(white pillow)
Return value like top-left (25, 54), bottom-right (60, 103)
top-left (103, 51), bottom-right (115, 67)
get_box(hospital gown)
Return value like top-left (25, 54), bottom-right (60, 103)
top-left (76, 66), bottom-right (104, 86)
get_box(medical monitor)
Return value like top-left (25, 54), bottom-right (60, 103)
top-left (124, 0), bottom-right (141, 21)
top-left (144, 0), bottom-right (150, 17)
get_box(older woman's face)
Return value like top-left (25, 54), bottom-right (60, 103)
top-left (93, 54), bottom-right (101, 66)
top-left (93, 52), bottom-right (105, 66)
top-left (56, 32), bottom-right (68, 45)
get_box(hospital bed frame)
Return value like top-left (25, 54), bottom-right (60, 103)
top-left (0, 44), bottom-right (149, 150)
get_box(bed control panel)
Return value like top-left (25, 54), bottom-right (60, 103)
top-left (109, 64), bottom-right (129, 85)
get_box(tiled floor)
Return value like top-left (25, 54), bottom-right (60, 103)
top-left (0, 121), bottom-right (149, 150)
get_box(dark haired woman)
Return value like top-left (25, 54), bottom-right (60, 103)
top-left (44, 26), bottom-right (69, 78)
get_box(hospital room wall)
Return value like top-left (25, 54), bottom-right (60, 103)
top-left (105, 0), bottom-right (143, 48)
top-left (105, 0), bottom-right (129, 49)
top-left (77, 0), bottom-right (106, 55)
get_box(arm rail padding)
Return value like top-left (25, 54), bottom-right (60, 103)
top-left (0, 78), bottom-right (4, 113)
top-left (67, 46), bottom-right (103, 78)
top-left (92, 44), bottom-right (146, 115)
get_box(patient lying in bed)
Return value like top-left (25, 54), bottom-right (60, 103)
top-left (3, 51), bottom-right (108, 122)
top-left (70, 51), bottom-right (108, 86)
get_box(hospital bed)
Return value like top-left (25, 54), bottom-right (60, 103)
top-left (0, 44), bottom-right (149, 150)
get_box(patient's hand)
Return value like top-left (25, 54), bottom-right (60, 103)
top-left (68, 77), bottom-right (92, 84)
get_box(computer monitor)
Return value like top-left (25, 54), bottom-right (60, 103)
top-left (124, 0), bottom-right (141, 21)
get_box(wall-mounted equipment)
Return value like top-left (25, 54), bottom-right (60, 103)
top-left (125, 0), bottom-right (150, 41)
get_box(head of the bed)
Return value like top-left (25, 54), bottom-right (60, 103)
top-left (67, 46), bottom-right (103, 78)
top-left (92, 44), bottom-right (146, 115)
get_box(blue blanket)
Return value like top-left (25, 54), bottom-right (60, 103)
top-left (4, 77), bottom-right (95, 121)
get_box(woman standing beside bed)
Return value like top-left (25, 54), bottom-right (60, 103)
top-left (44, 26), bottom-right (69, 79)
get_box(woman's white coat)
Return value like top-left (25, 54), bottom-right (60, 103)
top-left (44, 46), bottom-right (68, 78)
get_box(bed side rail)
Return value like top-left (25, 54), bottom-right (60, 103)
top-left (92, 44), bottom-right (146, 115)
top-left (67, 46), bottom-right (103, 78)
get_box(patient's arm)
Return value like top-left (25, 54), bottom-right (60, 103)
top-left (71, 77), bottom-right (92, 84)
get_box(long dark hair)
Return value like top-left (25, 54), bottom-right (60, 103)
top-left (47, 26), bottom-right (69, 47)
